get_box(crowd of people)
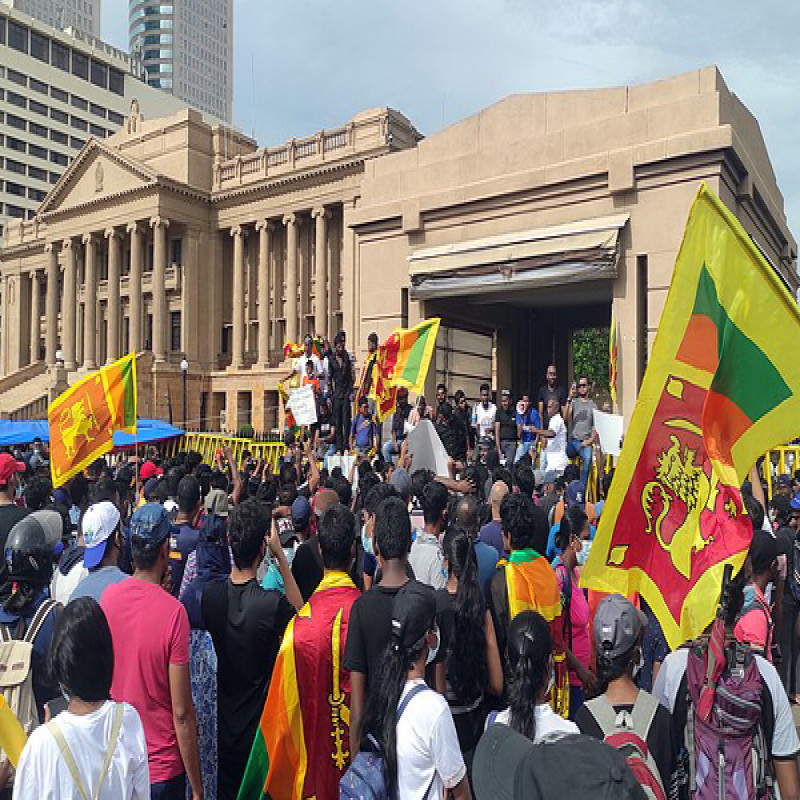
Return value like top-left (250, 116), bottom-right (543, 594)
top-left (0, 348), bottom-right (797, 800)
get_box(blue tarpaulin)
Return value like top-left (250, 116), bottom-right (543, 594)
top-left (0, 420), bottom-right (183, 448)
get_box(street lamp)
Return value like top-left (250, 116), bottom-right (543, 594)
top-left (55, 349), bottom-right (64, 368)
top-left (180, 358), bottom-right (189, 430)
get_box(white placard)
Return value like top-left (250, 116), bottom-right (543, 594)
top-left (407, 419), bottom-right (450, 477)
top-left (594, 410), bottom-right (624, 457)
top-left (288, 385), bottom-right (317, 426)
top-left (327, 454), bottom-right (359, 490)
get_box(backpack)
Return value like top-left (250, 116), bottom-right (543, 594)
top-left (340, 684), bottom-right (435, 800)
top-left (0, 598), bottom-right (58, 764)
top-left (685, 640), bottom-right (773, 800)
top-left (583, 691), bottom-right (667, 800)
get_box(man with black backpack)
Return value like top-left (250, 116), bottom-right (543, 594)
top-left (653, 570), bottom-right (800, 800)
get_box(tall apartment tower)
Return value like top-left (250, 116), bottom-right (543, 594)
top-left (129, 0), bottom-right (233, 123)
top-left (2, 0), bottom-right (100, 35)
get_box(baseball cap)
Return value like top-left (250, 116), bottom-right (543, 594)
top-left (749, 528), bottom-right (786, 574)
top-left (140, 460), bottom-right (163, 482)
top-left (82, 501), bottom-right (122, 569)
top-left (391, 581), bottom-right (437, 651)
top-left (204, 488), bottom-right (229, 518)
top-left (291, 496), bottom-right (312, 530)
top-left (566, 480), bottom-right (585, 509)
top-left (313, 488), bottom-right (339, 518)
top-left (129, 503), bottom-right (171, 550)
top-left (593, 594), bottom-right (647, 662)
top-left (389, 468), bottom-right (411, 502)
top-left (501, 388), bottom-right (511, 398)
top-left (0, 453), bottom-right (25, 485)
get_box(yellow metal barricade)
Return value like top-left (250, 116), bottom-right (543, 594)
top-left (158, 433), bottom-right (286, 470)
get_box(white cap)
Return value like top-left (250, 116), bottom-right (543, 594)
top-left (82, 501), bottom-right (121, 570)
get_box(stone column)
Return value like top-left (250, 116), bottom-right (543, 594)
top-left (45, 243), bottom-right (59, 366)
top-left (105, 227), bottom-right (122, 363)
top-left (82, 233), bottom-right (97, 370)
top-left (312, 207), bottom-right (328, 338)
top-left (150, 216), bottom-right (169, 362)
top-left (230, 225), bottom-right (245, 369)
top-left (256, 220), bottom-right (272, 368)
top-left (283, 213), bottom-right (298, 344)
top-left (127, 222), bottom-right (144, 353)
top-left (62, 239), bottom-right (77, 370)
top-left (29, 270), bottom-right (40, 364)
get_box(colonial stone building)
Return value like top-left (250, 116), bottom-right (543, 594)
top-left (0, 66), bottom-right (795, 432)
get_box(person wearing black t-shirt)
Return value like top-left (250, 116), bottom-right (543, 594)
top-left (494, 390), bottom-right (518, 466)
top-left (202, 500), bottom-right (301, 800)
top-left (329, 332), bottom-right (354, 454)
top-left (344, 496), bottom-right (412, 756)
top-left (537, 365), bottom-right (568, 427)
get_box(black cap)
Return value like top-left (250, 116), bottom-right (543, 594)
top-left (391, 581), bottom-right (436, 651)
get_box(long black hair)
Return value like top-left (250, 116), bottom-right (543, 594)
top-left (554, 505), bottom-right (588, 552)
top-left (364, 599), bottom-right (434, 793)
top-left (506, 611), bottom-right (552, 741)
top-left (442, 525), bottom-right (487, 703)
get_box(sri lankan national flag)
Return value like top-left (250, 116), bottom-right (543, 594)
top-left (609, 308), bottom-right (618, 407)
top-left (581, 184), bottom-right (800, 648)
top-left (505, 548), bottom-right (563, 621)
top-left (238, 572), bottom-right (360, 800)
top-left (48, 353), bottom-right (137, 487)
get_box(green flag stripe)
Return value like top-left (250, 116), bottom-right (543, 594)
top-left (694, 265), bottom-right (791, 422)
top-left (400, 324), bottom-right (434, 383)
top-left (236, 725), bottom-right (270, 800)
top-left (120, 358), bottom-right (136, 429)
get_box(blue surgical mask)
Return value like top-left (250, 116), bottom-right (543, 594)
top-left (576, 539), bottom-right (592, 567)
top-left (361, 524), bottom-right (374, 557)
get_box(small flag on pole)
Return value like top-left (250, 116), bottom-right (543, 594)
top-left (609, 307), bottom-right (618, 407)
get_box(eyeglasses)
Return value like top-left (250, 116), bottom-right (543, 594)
top-left (578, 383), bottom-right (588, 388)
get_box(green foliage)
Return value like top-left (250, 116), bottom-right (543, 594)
top-left (237, 424), bottom-right (255, 440)
top-left (573, 327), bottom-right (610, 389)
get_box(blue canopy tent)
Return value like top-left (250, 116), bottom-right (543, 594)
top-left (0, 419), bottom-right (183, 448)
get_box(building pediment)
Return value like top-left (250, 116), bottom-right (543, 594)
top-left (38, 139), bottom-right (161, 217)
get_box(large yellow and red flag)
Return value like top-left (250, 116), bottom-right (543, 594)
top-left (238, 572), bottom-right (360, 800)
top-left (48, 353), bottom-right (137, 487)
top-left (369, 318), bottom-right (440, 421)
top-left (581, 184), bottom-right (800, 648)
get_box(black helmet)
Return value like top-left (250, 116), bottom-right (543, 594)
top-left (5, 515), bottom-right (54, 586)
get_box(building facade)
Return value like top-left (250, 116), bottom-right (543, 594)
top-left (0, 67), bottom-right (795, 431)
top-left (129, 0), bottom-right (233, 123)
top-left (2, 0), bottom-right (100, 36)
top-left (0, 2), bottom-right (221, 242)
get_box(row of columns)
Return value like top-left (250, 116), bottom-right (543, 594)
top-left (31, 217), bottom-right (171, 371)
top-left (229, 206), bottom-right (330, 370)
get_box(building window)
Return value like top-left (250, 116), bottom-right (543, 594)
top-left (5, 182), bottom-right (25, 197)
top-left (30, 144), bottom-right (48, 159)
top-left (170, 312), bottom-right (181, 352)
top-left (30, 99), bottom-right (48, 116)
top-left (30, 78), bottom-right (48, 95)
top-left (7, 21), bottom-right (27, 54)
top-left (30, 32), bottom-right (49, 63)
top-left (7, 69), bottom-right (26, 87)
top-left (6, 114), bottom-right (26, 131)
top-left (0, 17), bottom-right (5, 46)
top-left (51, 86), bottom-right (68, 103)
top-left (170, 238), bottom-right (182, 265)
top-left (7, 137), bottom-right (26, 153)
top-left (109, 68), bottom-right (124, 96)
top-left (6, 159), bottom-right (25, 175)
top-left (50, 108), bottom-right (68, 124)
top-left (71, 116), bottom-right (88, 131)
top-left (28, 188), bottom-right (46, 202)
top-left (51, 42), bottom-right (69, 72)
top-left (50, 151), bottom-right (68, 166)
top-left (89, 124), bottom-right (105, 138)
top-left (7, 91), bottom-right (26, 109)
top-left (71, 95), bottom-right (88, 111)
top-left (49, 172), bottom-right (60, 184)
top-left (71, 51), bottom-right (88, 80)
top-left (28, 166), bottom-right (47, 181)
top-left (70, 137), bottom-right (85, 149)
top-left (30, 122), bottom-right (48, 138)
top-left (89, 103), bottom-right (106, 118)
top-left (6, 205), bottom-right (26, 219)
top-left (51, 130), bottom-right (68, 145)
top-left (108, 110), bottom-right (124, 125)
top-left (90, 60), bottom-right (107, 89)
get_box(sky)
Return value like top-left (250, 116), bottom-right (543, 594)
top-left (103, 0), bottom-right (800, 233)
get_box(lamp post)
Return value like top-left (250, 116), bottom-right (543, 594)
top-left (180, 358), bottom-right (189, 431)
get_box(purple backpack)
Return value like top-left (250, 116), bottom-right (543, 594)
top-left (685, 641), bottom-right (773, 800)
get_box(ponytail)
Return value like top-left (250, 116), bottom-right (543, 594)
top-left (443, 526), bottom-right (487, 703)
top-left (507, 611), bottom-right (552, 742)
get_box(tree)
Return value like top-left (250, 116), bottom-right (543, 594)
top-left (573, 327), bottom-right (610, 390)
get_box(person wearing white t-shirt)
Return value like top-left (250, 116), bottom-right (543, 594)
top-left (533, 397), bottom-right (569, 475)
top-left (14, 596), bottom-right (149, 800)
top-left (486, 609), bottom-right (579, 742)
top-left (471, 384), bottom-right (497, 458)
top-left (364, 581), bottom-right (470, 800)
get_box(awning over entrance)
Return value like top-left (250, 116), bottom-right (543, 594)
top-left (408, 213), bottom-right (629, 301)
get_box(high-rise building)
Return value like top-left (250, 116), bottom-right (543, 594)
top-left (129, 0), bottom-right (233, 123)
top-left (2, 0), bottom-right (100, 35)
top-left (0, 1), bottom-right (220, 242)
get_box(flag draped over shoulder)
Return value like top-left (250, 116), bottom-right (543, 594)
top-left (48, 353), bottom-right (137, 487)
top-left (369, 318), bottom-right (440, 421)
top-left (505, 549), bottom-right (562, 621)
top-left (580, 184), bottom-right (800, 648)
top-left (609, 308), bottom-right (618, 407)
top-left (238, 573), bottom-right (359, 800)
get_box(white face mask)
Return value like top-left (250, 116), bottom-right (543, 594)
top-left (425, 627), bottom-right (440, 666)
top-left (576, 539), bottom-right (592, 567)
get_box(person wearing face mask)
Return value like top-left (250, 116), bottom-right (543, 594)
top-left (577, 595), bottom-right (676, 795)
top-left (552, 506), bottom-right (596, 717)
top-left (486, 610), bottom-right (579, 741)
top-left (362, 580), bottom-right (471, 800)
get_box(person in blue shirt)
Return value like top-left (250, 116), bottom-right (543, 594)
top-left (350, 395), bottom-right (378, 455)
top-left (514, 393), bottom-right (541, 464)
